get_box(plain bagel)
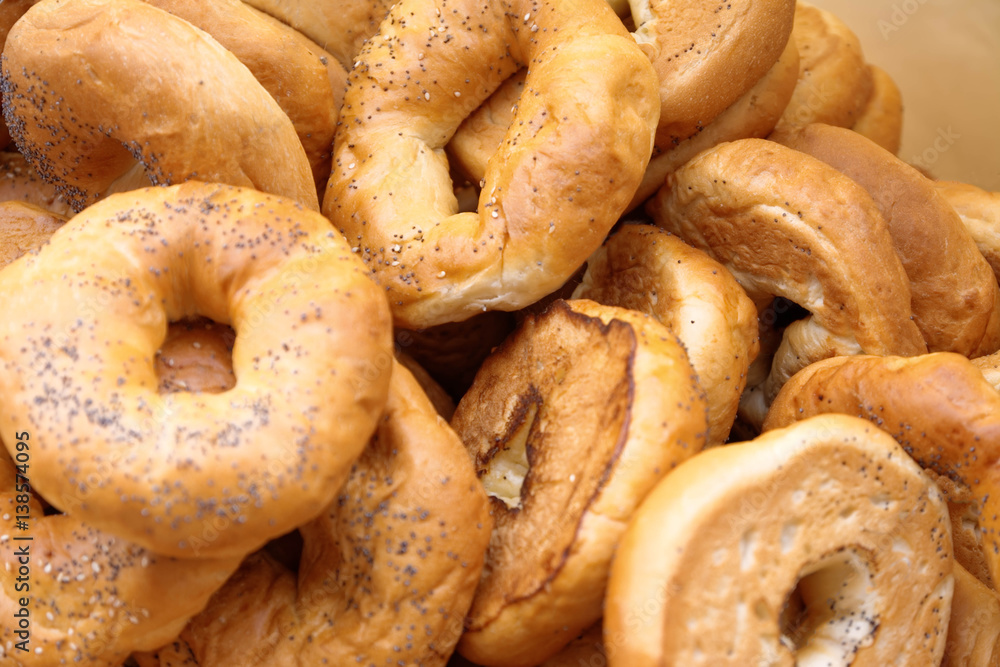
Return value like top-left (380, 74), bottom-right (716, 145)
top-left (606, 414), bottom-right (954, 666)
top-left (453, 299), bottom-right (708, 665)
top-left (323, 0), bottom-right (660, 328)
top-left (0, 182), bottom-right (393, 559)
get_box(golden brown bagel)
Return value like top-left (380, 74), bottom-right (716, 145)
top-left (647, 138), bottom-right (926, 424)
top-left (0, 201), bottom-right (64, 269)
top-left (0, 152), bottom-right (72, 217)
top-left (772, 122), bottom-right (1000, 358)
top-left (323, 0), bottom-right (659, 328)
top-left (0, 182), bottom-right (393, 559)
top-left (851, 64), bottom-right (904, 155)
top-left (394, 349), bottom-right (456, 420)
top-left (934, 180), bottom-right (1000, 283)
top-left (573, 224), bottom-right (759, 444)
top-left (606, 414), bottom-right (953, 667)
top-left (630, 0), bottom-right (795, 149)
top-left (763, 353), bottom-right (1000, 586)
top-left (453, 299), bottom-right (708, 666)
top-left (239, 0), bottom-right (395, 70)
top-left (161, 362), bottom-right (490, 666)
top-left (141, 0), bottom-right (344, 196)
top-left (0, 448), bottom-right (241, 666)
top-left (133, 641), bottom-right (198, 667)
top-left (943, 564), bottom-right (1000, 667)
top-left (155, 319), bottom-right (236, 396)
top-left (774, 2), bottom-right (874, 131)
top-left (1, 0), bottom-right (319, 212)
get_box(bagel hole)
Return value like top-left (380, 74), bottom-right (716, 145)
top-left (480, 391), bottom-right (542, 510)
top-left (778, 547), bottom-right (878, 666)
top-left (156, 317), bottom-right (236, 394)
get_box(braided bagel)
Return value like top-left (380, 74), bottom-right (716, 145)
top-left (146, 361), bottom-right (490, 666)
top-left (453, 299), bottom-right (707, 665)
top-left (851, 65), bottom-right (903, 155)
top-left (0, 448), bottom-right (241, 666)
top-left (323, 0), bottom-right (659, 328)
top-left (606, 414), bottom-right (953, 666)
top-left (2, 0), bottom-right (319, 212)
top-left (647, 138), bottom-right (926, 424)
top-left (763, 353), bottom-right (1000, 587)
top-left (772, 122), bottom-right (1000, 358)
top-left (774, 1), bottom-right (873, 131)
top-left (573, 224), bottom-right (759, 444)
top-left (0, 182), bottom-right (393, 559)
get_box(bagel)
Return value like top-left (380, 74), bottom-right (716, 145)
top-left (0, 201), bottom-right (65, 269)
top-left (573, 224), bottom-right (759, 444)
top-left (646, 138), bottom-right (926, 424)
top-left (448, 35), bottom-right (801, 214)
top-left (453, 299), bottom-right (708, 665)
top-left (933, 179), bottom-right (1000, 283)
top-left (763, 353), bottom-right (1000, 586)
top-left (323, 0), bottom-right (660, 328)
top-left (0, 182), bottom-right (393, 559)
top-left (772, 122), bottom-right (1000, 358)
top-left (0, 152), bottom-right (72, 217)
top-left (0, 448), bottom-right (241, 666)
top-left (146, 361), bottom-right (490, 666)
top-left (944, 563), bottom-right (1000, 667)
top-left (1, 0), bottom-right (319, 212)
top-left (606, 414), bottom-right (954, 666)
top-left (774, 1), bottom-right (874, 131)
top-left (240, 0), bottom-right (395, 70)
top-left (0, 0), bottom-right (38, 152)
top-left (851, 64), bottom-right (904, 155)
top-left (141, 0), bottom-right (345, 196)
top-left (972, 349), bottom-right (1000, 392)
top-left (630, 0), bottom-right (795, 149)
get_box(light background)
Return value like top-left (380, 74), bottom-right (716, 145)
top-left (811, 0), bottom-right (1000, 190)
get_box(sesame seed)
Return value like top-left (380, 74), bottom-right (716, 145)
top-left (437, 271), bottom-right (447, 278)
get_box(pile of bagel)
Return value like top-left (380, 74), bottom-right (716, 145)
top-left (0, 0), bottom-right (997, 665)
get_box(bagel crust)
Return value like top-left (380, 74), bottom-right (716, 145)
top-left (0, 182), bottom-right (393, 559)
top-left (606, 414), bottom-right (953, 666)
top-left (323, 0), bottom-right (660, 328)
top-left (1, 0), bottom-right (319, 212)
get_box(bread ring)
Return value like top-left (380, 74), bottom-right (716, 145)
top-left (453, 299), bottom-right (708, 665)
top-left (772, 122), bottom-right (1000, 358)
top-left (240, 0), bottom-right (395, 70)
top-left (0, 201), bottom-right (64, 269)
top-left (630, 0), bottom-right (795, 149)
top-left (449, 35), bottom-right (800, 214)
top-left (0, 182), bottom-right (393, 559)
top-left (763, 353), bottom-right (1000, 586)
top-left (141, 0), bottom-right (345, 196)
top-left (774, 1), bottom-right (873, 131)
top-left (146, 361), bottom-right (491, 666)
top-left (1, 0), bottom-right (319, 212)
top-left (0, 448), bottom-right (241, 666)
top-left (573, 224), bottom-right (759, 444)
top-left (606, 414), bottom-right (953, 666)
top-left (944, 563), bottom-right (1000, 667)
top-left (851, 65), bottom-right (903, 155)
top-left (933, 179), bottom-right (1000, 283)
top-left (323, 0), bottom-right (659, 328)
top-left (0, 152), bottom-right (72, 217)
top-left (646, 138), bottom-right (926, 423)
